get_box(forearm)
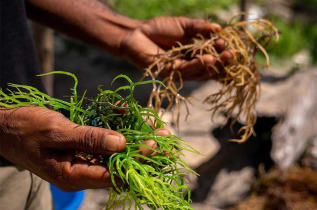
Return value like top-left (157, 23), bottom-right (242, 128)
top-left (26, 0), bottom-right (142, 57)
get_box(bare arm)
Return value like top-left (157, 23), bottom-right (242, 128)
top-left (26, 0), bottom-right (232, 80)
top-left (26, 0), bottom-right (142, 57)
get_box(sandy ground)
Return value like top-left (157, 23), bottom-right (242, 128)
top-left (79, 189), bottom-right (213, 210)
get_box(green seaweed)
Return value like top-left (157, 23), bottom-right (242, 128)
top-left (0, 71), bottom-right (199, 210)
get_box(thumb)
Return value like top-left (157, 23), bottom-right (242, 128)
top-left (64, 124), bottom-right (126, 155)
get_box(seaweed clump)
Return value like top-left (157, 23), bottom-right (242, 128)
top-left (143, 16), bottom-right (279, 142)
top-left (0, 72), bottom-right (199, 210)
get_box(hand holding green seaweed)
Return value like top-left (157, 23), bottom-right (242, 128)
top-left (0, 105), bottom-right (127, 191)
top-left (0, 72), bottom-right (199, 209)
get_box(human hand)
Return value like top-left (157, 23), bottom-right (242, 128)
top-left (119, 16), bottom-right (233, 80)
top-left (137, 126), bottom-right (171, 163)
top-left (0, 106), bottom-right (126, 191)
top-left (113, 101), bottom-right (171, 162)
top-left (26, 1), bottom-right (231, 80)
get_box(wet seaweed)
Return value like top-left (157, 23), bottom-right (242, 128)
top-left (0, 72), bottom-right (199, 210)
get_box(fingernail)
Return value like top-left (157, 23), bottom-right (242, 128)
top-left (104, 135), bottom-right (120, 151)
top-left (211, 23), bottom-right (222, 32)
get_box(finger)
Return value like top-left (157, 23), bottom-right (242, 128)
top-left (218, 50), bottom-right (234, 65)
top-left (214, 39), bottom-right (226, 52)
top-left (177, 55), bottom-right (217, 80)
top-left (155, 126), bottom-right (171, 136)
top-left (137, 126), bottom-right (171, 161)
top-left (210, 50), bottom-right (234, 68)
top-left (207, 50), bottom-right (234, 79)
top-left (181, 18), bottom-right (222, 38)
top-left (159, 58), bottom-right (202, 80)
top-left (139, 139), bottom-right (158, 158)
top-left (114, 101), bottom-right (129, 115)
top-left (162, 50), bottom-right (233, 81)
top-left (210, 23), bottom-right (222, 33)
top-left (62, 124), bottom-right (126, 155)
top-left (49, 153), bottom-right (119, 191)
top-left (140, 126), bottom-right (171, 156)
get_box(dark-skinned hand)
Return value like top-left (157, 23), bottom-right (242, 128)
top-left (0, 106), bottom-right (171, 192)
top-left (119, 16), bottom-right (233, 80)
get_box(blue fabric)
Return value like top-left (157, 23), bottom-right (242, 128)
top-left (50, 185), bottom-right (85, 210)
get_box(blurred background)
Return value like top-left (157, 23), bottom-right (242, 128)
top-left (31, 0), bottom-right (317, 209)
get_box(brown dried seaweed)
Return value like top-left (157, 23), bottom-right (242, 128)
top-left (143, 16), bottom-right (279, 142)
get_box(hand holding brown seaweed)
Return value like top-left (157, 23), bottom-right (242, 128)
top-left (143, 16), bottom-right (279, 142)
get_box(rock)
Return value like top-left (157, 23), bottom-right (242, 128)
top-left (267, 70), bottom-right (317, 168)
top-left (303, 135), bottom-right (317, 170)
top-left (205, 167), bottom-right (255, 209)
top-left (190, 117), bottom-right (274, 208)
top-left (309, 136), bottom-right (317, 170)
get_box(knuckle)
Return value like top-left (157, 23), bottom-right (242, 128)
top-left (55, 165), bottom-right (79, 192)
top-left (82, 127), bottom-right (98, 153)
top-left (39, 111), bottom-right (67, 133)
top-left (44, 116), bottom-right (70, 143)
top-left (44, 161), bottom-right (77, 192)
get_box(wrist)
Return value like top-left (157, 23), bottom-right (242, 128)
top-left (26, 0), bottom-right (143, 58)
top-left (98, 13), bottom-right (144, 58)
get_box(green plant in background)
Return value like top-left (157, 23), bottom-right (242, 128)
top-left (292, 0), bottom-right (317, 13)
top-left (303, 22), bottom-right (317, 65)
top-left (254, 16), bottom-right (317, 67)
top-left (266, 19), bottom-right (305, 57)
top-left (103, 0), bottom-right (237, 19)
top-left (0, 71), bottom-right (199, 210)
